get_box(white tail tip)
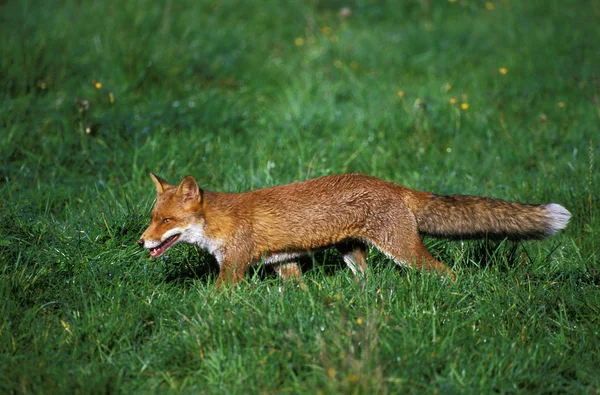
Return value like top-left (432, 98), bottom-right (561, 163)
top-left (545, 203), bottom-right (571, 234)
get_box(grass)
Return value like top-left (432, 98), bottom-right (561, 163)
top-left (1, 0), bottom-right (599, 392)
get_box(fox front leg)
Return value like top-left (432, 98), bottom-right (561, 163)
top-left (274, 262), bottom-right (302, 281)
top-left (214, 248), bottom-right (253, 287)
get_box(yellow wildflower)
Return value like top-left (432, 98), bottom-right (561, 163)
top-left (557, 102), bottom-right (565, 109)
top-left (60, 320), bottom-right (72, 335)
top-left (397, 90), bottom-right (405, 98)
top-left (294, 37), bottom-right (304, 47)
top-left (485, 2), bottom-right (494, 10)
top-left (321, 26), bottom-right (332, 35)
top-left (40, 82), bottom-right (47, 89)
top-left (444, 83), bottom-right (452, 92)
top-left (499, 67), bottom-right (508, 75)
top-left (356, 317), bottom-right (363, 325)
top-left (94, 81), bottom-right (102, 89)
top-left (460, 102), bottom-right (469, 110)
top-left (327, 368), bottom-right (336, 378)
top-left (449, 97), bottom-right (458, 105)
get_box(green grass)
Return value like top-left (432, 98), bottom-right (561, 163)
top-left (1, 0), bottom-right (599, 392)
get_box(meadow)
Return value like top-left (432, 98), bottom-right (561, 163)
top-left (1, 0), bottom-right (599, 392)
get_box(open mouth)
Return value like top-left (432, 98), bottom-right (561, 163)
top-left (149, 234), bottom-right (180, 258)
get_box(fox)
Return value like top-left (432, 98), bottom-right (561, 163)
top-left (138, 173), bottom-right (571, 286)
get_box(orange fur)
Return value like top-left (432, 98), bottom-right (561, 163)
top-left (138, 173), bottom-right (571, 286)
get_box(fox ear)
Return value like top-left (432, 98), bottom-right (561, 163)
top-left (176, 175), bottom-right (201, 204)
top-left (150, 173), bottom-right (171, 194)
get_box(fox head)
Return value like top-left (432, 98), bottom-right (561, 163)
top-left (138, 174), bottom-right (206, 258)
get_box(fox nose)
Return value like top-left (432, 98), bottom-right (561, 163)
top-left (137, 239), bottom-right (145, 248)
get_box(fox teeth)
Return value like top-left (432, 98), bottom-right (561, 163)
top-left (148, 234), bottom-right (180, 258)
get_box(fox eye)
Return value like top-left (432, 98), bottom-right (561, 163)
top-left (162, 218), bottom-right (171, 224)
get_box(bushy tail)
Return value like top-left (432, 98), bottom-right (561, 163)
top-left (414, 194), bottom-right (571, 240)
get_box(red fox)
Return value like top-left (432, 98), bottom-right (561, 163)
top-left (138, 173), bottom-right (571, 285)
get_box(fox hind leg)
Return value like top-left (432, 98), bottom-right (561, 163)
top-left (363, 220), bottom-right (455, 280)
top-left (410, 240), bottom-right (455, 280)
top-left (337, 241), bottom-right (368, 275)
top-left (373, 238), bottom-right (453, 279)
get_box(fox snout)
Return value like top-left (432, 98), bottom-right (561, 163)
top-left (137, 239), bottom-right (145, 248)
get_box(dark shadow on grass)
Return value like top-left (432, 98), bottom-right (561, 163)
top-left (163, 247), bottom-right (349, 285)
top-left (163, 249), bottom-right (220, 285)
top-left (426, 238), bottom-right (523, 272)
top-left (249, 249), bottom-right (348, 281)
top-left (162, 239), bottom-right (540, 286)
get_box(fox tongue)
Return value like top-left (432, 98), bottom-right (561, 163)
top-left (149, 234), bottom-right (180, 257)
top-left (150, 247), bottom-right (165, 258)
